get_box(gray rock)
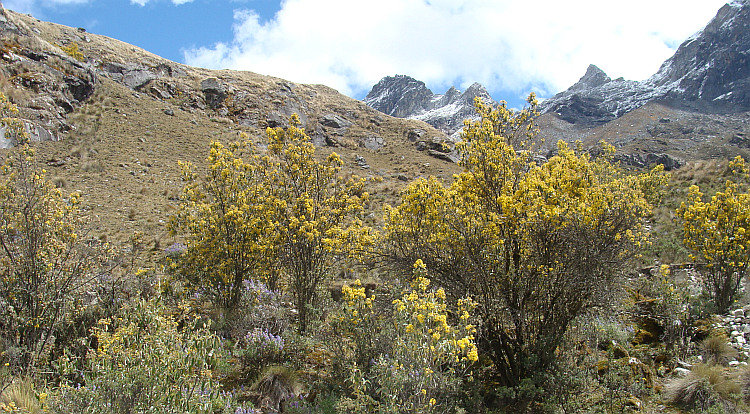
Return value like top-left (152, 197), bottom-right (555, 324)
top-left (354, 155), bottom-right (370, 169)
top-left (123, 70), bottom-right (156, 90)
top-left (362, 135), bottom-right (384, 150)
top-left (407, 129), bottom-right (425, 142)
top-left (320, 113), bottom-right (352, 130)
top-left (63, 74), bottom-right (95, 102)
top-left (201, 77), bottom-right (226, 109)
top-left (614, 153), bottom-right (683, 171)
top-left (427, 149), bottom-right (459, 163)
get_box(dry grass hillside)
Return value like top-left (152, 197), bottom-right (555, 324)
top-left (537, 102), bottom-right (750, 169)
top-left (0, 8), bottom-right (462, 254)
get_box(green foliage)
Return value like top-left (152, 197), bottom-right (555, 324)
top-left (382, 95), bottom-right (666, 403)
top-left (234, 325), bottom-right (286, 383)
top-left (677, 156), bottom-right (750, 314)
top-left (51, 299), bottom-right (230, 414)
top-left (338, 261), bottom-right (478, 414)
top-left (327, 279), bottom-right (381, 391)
top-left (628, 265), bottom-right (694, 358)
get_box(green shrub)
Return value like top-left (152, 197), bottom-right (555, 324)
top-left (50, 299), bottom-right (230, 413)
top-left (344, 261), bottom-right (478, 413)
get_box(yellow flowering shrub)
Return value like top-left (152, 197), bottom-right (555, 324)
top-left (383, 95), bottom-right (665, 397)
top-left (335, 279), bottom-right (378, 370)
top-left (373, 260), bottom-right (477, 413)
top-left (169, 138), bottom-right (277, 309)
top-left (266, 114), bottom-right (373, 332)
top-left (170, 114), bottom-right (372, 332)
top-left (60, 42), bottom-right (84, 61)
top-left (0, 92), bottom-right (103, 373)
top-left (677, 156), bottom-right (750, 313)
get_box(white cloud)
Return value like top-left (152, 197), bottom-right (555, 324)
top-left (184, 0), bottom-right (729, 99)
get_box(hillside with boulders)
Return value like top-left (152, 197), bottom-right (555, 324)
top-left (3, 2), bottom-right (750, 414)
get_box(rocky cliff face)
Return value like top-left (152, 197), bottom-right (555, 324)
top-left (541, 0), bottom-right (750, 124)
top-left (0, 9), bottom-right (97, 146)
top-left (364, 75), bottom-right (497, 139)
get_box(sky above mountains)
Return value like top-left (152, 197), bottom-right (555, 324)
top-left (4, 0), bottom-right (730, 109)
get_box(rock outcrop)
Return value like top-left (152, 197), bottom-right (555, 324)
top-left (541, 0), bottom-right (750, 124)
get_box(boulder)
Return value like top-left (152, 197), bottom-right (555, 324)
top-left (200, 77), bottom-right (226, 109)
top-left (362, 135), bottom-right (384, 150)
top-left (320, 113), bottom-right (352, 130)
top-left (123, 70), bottom-right (155, 90)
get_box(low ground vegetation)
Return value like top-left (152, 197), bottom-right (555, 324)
top-left (3, 91), bottom-right (750, 412)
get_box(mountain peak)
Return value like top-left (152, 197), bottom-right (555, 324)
top-left (572, 65), bottom-right (611, 91)
top-left (365, 76), bottom-right (497, 138)
top-left (363, 75), bottom-right (434, 118)
top-left (541, 0), bottom-right (750, 124)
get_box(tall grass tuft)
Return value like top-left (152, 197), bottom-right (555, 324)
top-left (0, 379), bottom-right (43, 414)
top-left (664, 363), bottom-right (741, 413)
top-left (702, 336), bottom-right (737, 365)
top-left (250, 365), bottom-right (304, 412)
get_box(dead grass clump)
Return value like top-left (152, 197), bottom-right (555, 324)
top-left (701, 336), bottom-right (737, 365)
top-left (664, 363), bottom-right (741, 413)
top-left (250, 366), bottom-right (304, 413)
top-left (0, 379), bottom-right (43, 414)
top-left (51, 176), bottom-right (66, 188)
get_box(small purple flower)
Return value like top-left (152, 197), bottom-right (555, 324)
top-left (165, 242), bottom-right (187, 258)
top-left (244, 328), bottom-right (284, 352)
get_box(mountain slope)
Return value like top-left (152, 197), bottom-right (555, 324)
top-left (540, 0), bottom-right (750, 124)
top-left (0, 7), bottom-right (460, 248)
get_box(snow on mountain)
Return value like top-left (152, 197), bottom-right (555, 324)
top-left (364, 76), bottom-right (497, 139)
top-left (541, 0), bottom-right (750, 124)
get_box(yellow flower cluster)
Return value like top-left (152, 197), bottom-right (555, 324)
top-left (392, 263), bottom-right (479, 365)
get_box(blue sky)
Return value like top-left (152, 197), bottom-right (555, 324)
top-left (4, 0), bottom-right (730, 109)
